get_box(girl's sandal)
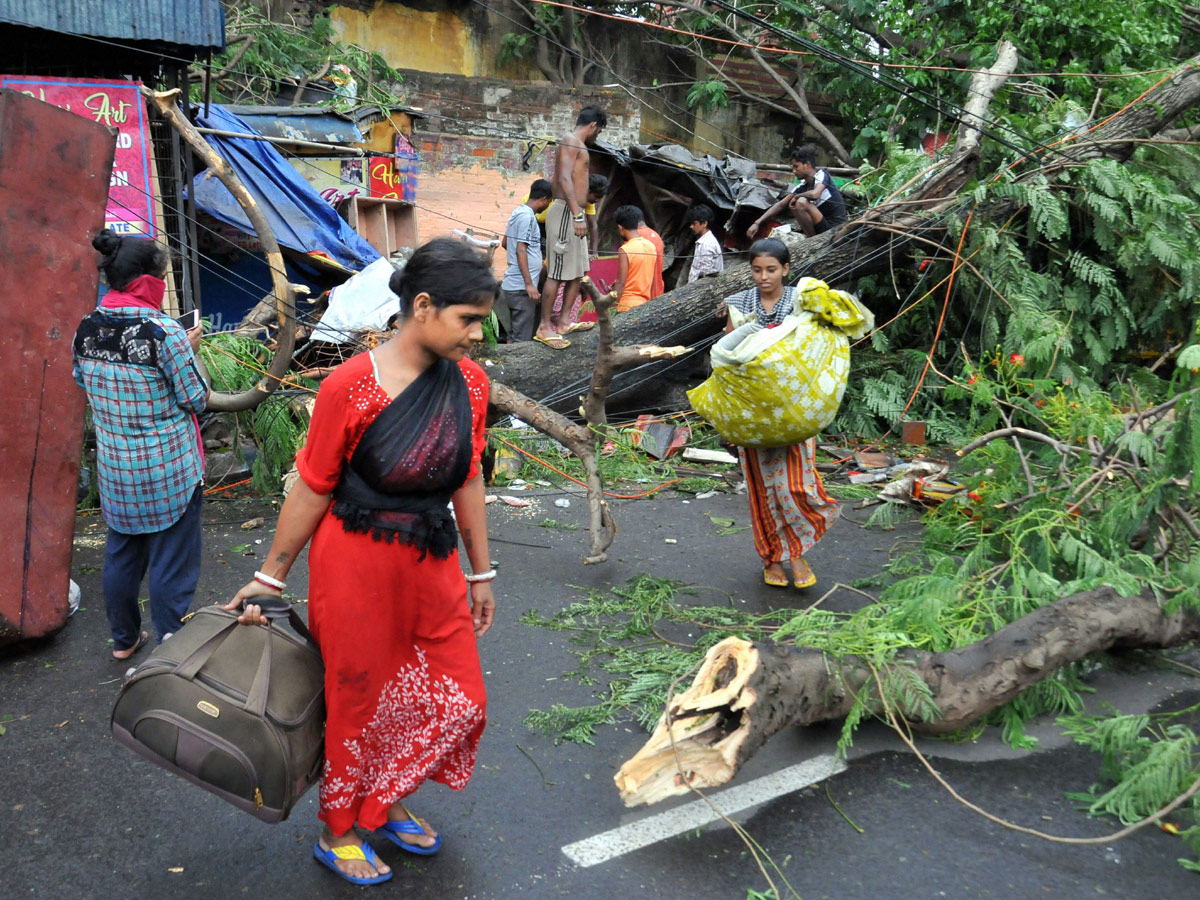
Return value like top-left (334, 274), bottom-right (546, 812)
top-left (763, 567), bottom-right (789, 588)
top-left (792, 559), bottom-right (817, 589)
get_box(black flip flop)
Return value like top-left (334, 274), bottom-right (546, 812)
top-left (111, 630), bottom-right (149, 662)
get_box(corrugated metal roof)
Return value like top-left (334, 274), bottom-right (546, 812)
top-left (0, 0), bottom-right (225, 51)
top-left (221, 106), bottom-right (364, 145)
top-left (222, 105), bottom-right (358, 121)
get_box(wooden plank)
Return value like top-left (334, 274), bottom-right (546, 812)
top-left (0, 90), bottom-right (116, 643)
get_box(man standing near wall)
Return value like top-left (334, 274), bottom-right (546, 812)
top-left (686, 204), bottom-right (724, 283)
top-left (535, 105), bottom-right (607, 349)
top-left (498, 178), bottom-right (553, 342)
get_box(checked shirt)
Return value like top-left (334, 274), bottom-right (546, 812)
top-left (73, 306), bottom-right (208, 534)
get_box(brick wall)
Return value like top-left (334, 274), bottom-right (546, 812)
top-left (398, 71), bottom-right (640, 275)
top-left (399, 69), bottom-right (642, 147)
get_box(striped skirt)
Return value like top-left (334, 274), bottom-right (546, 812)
top-left (739, 439), bottom-right (838, 563)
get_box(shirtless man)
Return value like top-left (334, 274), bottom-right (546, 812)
top-left (535, 105), bottom-right (606, 349)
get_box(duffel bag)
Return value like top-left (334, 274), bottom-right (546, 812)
top-left (111, 603), bottom-right (324, 823)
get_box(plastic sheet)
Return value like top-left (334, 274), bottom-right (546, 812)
top-left (191, 105), bottom-right (380, 272)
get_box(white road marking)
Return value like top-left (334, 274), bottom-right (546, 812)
top-left (560, 754), bottom-right (847, 867)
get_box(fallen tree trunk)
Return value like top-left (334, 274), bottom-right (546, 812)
top-left (615, 586), bottom-right (1200, 807)
top-left (482, 49), bottom-right (1200, 407)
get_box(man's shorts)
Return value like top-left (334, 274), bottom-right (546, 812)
top-left (544, 199), bottom-right (589, 281)
top-left (813, 210), bottom-right (846, 235)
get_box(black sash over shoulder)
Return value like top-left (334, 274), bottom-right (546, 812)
top-left (331, 357), bottom-right (473, 559)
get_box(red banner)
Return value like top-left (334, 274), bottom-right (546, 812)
top-left (368, 154), bottom-right (417, 202)
top-left (0, 76), bottom-right (155, 236)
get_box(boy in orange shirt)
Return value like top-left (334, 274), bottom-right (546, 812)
top-left (609, 205), bottom-right (657, 313)
top-left (635, 214), bottom-right (665, 299)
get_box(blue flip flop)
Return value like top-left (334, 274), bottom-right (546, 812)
top-left (312, 839), bottom-right (393, 885)
top-left (379, 814), bottom-right (442, 856)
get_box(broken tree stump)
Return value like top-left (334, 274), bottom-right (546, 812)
top-left (615, 586), bottom-right (1200, 807)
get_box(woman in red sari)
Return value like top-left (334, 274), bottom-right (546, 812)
top-left (226, 238), bottom-right (497, 885)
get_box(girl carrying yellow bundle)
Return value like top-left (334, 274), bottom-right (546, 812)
top-left (688, 238), bottom-right (872, 589)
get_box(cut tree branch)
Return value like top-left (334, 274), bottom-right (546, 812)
top-left (887, 40), bottom-right (1018, 212)
top-left (579, 279), bottom-right (688, 426)
top-left (616, 587), bottom-right (1200, 806)
top-left (143, 87), bottom-right (297, 413)
top-left (489, 381), bottom-right (616, 563)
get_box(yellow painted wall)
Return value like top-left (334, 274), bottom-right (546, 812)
top-left (330, 2), bottom-right (478, 77)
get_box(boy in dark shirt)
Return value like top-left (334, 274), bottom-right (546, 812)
top-left (747, 145), bottom-right (848, 239)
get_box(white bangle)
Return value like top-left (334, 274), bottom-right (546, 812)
top-left (254, 570), bottom-right (286, 590)
top-left (465, 569), bottom-right (497, 583)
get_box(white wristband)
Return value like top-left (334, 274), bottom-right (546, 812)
top-left (254, 570), bottom-right (286, 590)
top-left (465, 569), bottom-right (497, 583)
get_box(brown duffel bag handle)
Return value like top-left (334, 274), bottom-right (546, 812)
top-left (172, 597), bottom-right (317, 719)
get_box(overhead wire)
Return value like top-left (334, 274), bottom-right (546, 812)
top-left (31, 9), bottom-right (1184, 432)
top-left (522, 0), bottom-right (1182, 81)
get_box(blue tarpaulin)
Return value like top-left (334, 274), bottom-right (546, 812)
top-left (191, 105), bottom-right (380, 272)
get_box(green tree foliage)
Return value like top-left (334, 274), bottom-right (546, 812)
top-left (199, 4), bottom-right (402, 108)
top-left (519, 3), bottom-right (1200, 864)
top-left (798, 0), bottom-right (1194, 160)
top-left (686, 76), bottom-right (730, 112)
top-left (199, 332), bottom-right (317, 493)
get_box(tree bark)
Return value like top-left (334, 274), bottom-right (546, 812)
top-left (143, 87), bottom-right (299, 413)
top-left (615, 586), bottom-right (1200, 807)
top-left (489, 381), bottom-right (616, 563)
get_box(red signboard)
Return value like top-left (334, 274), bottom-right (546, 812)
top-left (369, 154), bottom-right (417, 201)
top-left (0, 75), bottom-right (155, 236)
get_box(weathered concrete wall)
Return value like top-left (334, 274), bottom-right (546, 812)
top-left (273, 1), bottom-right (841, 161)
top-left (401, 71), bottom-right (642, 146)
top-left (329, 1), bottom-right (485, 78)
top-left (323, 0), bottom-right (543, 80)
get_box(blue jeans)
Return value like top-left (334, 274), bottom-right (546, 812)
top-left (102, 484), bottom-right (203, 649)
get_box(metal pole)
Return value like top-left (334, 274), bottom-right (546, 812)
top-left (194, 128), bottom-right (365, 156)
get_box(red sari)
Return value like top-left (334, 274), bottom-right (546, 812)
top-left (295, 351), bottom-right (489, 836)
